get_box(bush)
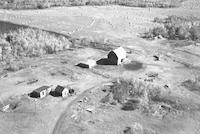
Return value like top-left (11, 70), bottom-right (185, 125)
top-left (7, 28), bottom-right (71, 56)
top-left (6, 61), bottom-right (26, 72)
top-left (153, 17), bottom-right (165, 23)
top-left (176, 26), bottom-right (191, 40)
top-left (165, 24), bottom-right (177, 39)
top-left (143, 27), bottom-right (167, 39)
top-left (0, 0), bottom-right (185, 9)
top-left (152, 27), bottom-right (168, 38)
top-left (0, 28), bottom-right (72, 70)
top-left (70, 0), bottom-right (86, 6)
top-left (123, 127), bottom-right (134, 134)
top-left (101, 79), bottom-right (189, 117)
top-left (37, 2), bottom-right (50, 9)
top-left (166, 24), bottom-right (200, 41)
top-left (121, 99), bottom-right (139, 111)
top-left (182, 78), bottom-right (200, 93)
top-left (123, 125), bottom-right (157, 134)
top-left (144, 15), bottom-right (200, 41)
top-left (104, 79), bottom-right (162, 107)
top-left (190, 26), bottom-right (200, 41)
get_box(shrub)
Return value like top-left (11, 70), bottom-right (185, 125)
top-left (166, 24), bottom-right (200, 41)
top-left (0, 28), bottom-right (72, 70)
top-left (123, 125), bottom-right (157, 134)
top-left (182, 78), bottom-right (200, 93)
top-left (101, 79), bottom-right (189, 117)
top-left (121, 99), bottom-right (139, 111)
top-left (6, 28), bottom-right (71, 56)
top-left (190, 26), bottom-right (200, 41)
top-left (153, 17), bottom-right (165, 24)
top-left (100, 93), bottom-right (111, 103)
top-left (0, 0), bottom-right (185, 9)
top-left (144, 15), bottom-right (200, 41)
top-left (165, 24), bottom-right (177, 39)
top-left (152, 27), bottom-right (168, 38)
top-left (70, 0), bottom-right (86, 6)
top-left (0, 40), bottom-right (13, 64)
top-left (37, 2), bottom-right (50, 9)
top-left (164, 15), bottom-right (191, 24)
top-left (6, 61), bottom-right (25, 72)
top-left (143, 27), bottom-right (167, 39)
top-left (85, 1), bottom-right (103, 6)
top-left (105, 79), bottom-right (162, 107)
top-left (123, 127), bottom-right (134, 134)
top-left (176, 26), bottom-right (191, 40)
top-left (110, 80), bottom-right (132, 103)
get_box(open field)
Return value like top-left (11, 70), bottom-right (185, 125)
top-left (0, 1), bottom-right (200, 134)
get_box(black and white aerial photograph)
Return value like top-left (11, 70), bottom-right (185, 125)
top-left (0, 0), bottom-right (200, 134)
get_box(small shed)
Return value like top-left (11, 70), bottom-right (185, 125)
top-left (77, 59), bottom-right (96, 69)
top-left (54, 85), bottom-right (69, 98)
top-left (107, 47), bottom-right (126, 65)
top-left (30, 86), bottom-right (50, 98)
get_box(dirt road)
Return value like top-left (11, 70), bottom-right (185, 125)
top-left (51, 81), bottom-right (109, 134)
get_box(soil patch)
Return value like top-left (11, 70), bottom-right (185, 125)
top-left (182, 79), bottom-right (200, 94)
top-left (123, 61), bottom-right (143, 71)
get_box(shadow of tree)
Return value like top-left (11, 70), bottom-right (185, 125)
top-left (0, 21), bottom-right (27, 34)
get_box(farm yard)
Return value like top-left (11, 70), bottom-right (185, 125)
top-left (0, 0), bottom-right (200, 134)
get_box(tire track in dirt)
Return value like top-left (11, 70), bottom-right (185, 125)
top-left (51, 81), bottom-right (108, 134)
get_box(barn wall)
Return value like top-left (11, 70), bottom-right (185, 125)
top-left (40, 90), bottom-right (47, 98)
top-left (107, 51), bottom-right (118, 65)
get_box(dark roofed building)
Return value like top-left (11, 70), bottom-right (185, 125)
top-left (30, 86), bottom-right (50, 98)
top-left (54, 85), bottom-right (69, 98)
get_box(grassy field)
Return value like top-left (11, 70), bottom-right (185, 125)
top-left (0, 0), bottom-right (185, 9)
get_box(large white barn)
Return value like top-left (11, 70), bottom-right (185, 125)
top-left (107, 47), bottom-right (126, 65)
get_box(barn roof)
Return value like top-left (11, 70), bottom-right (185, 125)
top-left (112, 47), bottom-right (126, 59)
top-left (108, 47), bottom-right (126, 60)
top-left (34, 86), bottom-right (49, 93)
top-left (55, 85), bottom-right (67, 93)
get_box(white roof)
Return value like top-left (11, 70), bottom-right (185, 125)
top-left (112, 47), bottom-right (126, 60)
top-left (86, 59), bottom-right (96, 67)
top-left (79, 59), bottom-right (96, 68)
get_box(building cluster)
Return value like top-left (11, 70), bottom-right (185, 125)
top-left (29, 85), bottom-right (75, 99)
top-left (1, 47), bottom-right (127, 112)
top-left (77, 47), bottom-right (127, 68)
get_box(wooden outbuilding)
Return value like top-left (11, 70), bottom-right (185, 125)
top-left (77, 59), bottom-right (96, 69)
top-left (30, 86), bottom-right (51, 98)
top-left (107, 47), bottom-right (126, 65)
top-left (54, 85), bottom-right (69, 98)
